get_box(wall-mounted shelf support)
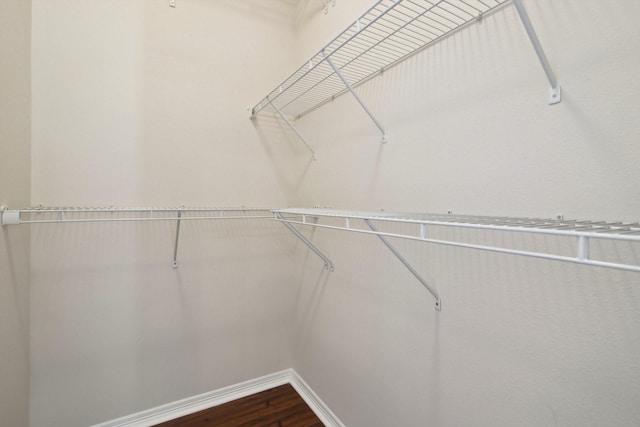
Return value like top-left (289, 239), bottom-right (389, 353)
top-left (364, 219), bottom-right (440, 310)
top-left (1, 206), bottom-right (19, 226)
top-left (276, 212), bottom-right (334, 271)
top-left (172, 210), bottom-right (182, 268)
top-left (322, 50), bottom-right (387, 143)
top-left (266, 97), bottom-right (317, 161)
top-left (513, 0), bottom-right (561, 104)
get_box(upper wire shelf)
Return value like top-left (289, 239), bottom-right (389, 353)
top-left (252, 0), bottom-right (510, 119)
top-left (274, 208), bottom-right (640, 273)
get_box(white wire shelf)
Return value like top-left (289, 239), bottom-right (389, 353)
top-left (253, 0), bottom-right (511, 120)
top-left (5, 206), bottom-right (636, 311)
top-left (0, 206), bottom-right (336, 271)
top-left (1, 206), bottom-right (280, 269)
top-left (273, 208), bottom-right (640, 274)
top-left (251, 0), bottom-right (560, 158)
top-left (1, 206), bottom-right (275, 225)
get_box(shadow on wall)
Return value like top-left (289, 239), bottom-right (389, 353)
top-left (2, 225), bottom-right (30, 355)
top-left (250, 113), bottom-right (314, 194)
top-left (292, 258), bottom-right (333, 350)
top-left (220, 0), bottom-right (300, 25)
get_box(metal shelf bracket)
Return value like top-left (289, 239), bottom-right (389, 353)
top-left (265, 97), bottom-right (317, 161)
top-left (364, 219), bottom-right (441, 311)
top-left (513, 0), bottom-right (561, 105)
top-left (276, 212), bottom-right (334, 271)
top-left (322, 50), bottom-right (388, 144)
top-left (172, 210), bottom-right (182, 268)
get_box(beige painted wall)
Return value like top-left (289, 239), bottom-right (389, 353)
top-left (290, 1), bottom-right (640, 426)
top-left (31, 0), bottom-right (304, 207)
top-left (25, 0), bottom-right (640, 426)
top-left (29, 1), bottom-right (305, 426)
top-left (291, 0), bottom-right (640, 221)
top-left (0, 1), bottom-right (31, 427)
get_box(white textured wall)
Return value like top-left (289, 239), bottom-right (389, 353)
top-left (30, 217), bottom-right (305, 427)
top-left (27, 1), bottom-right (640, 426)
top-left (290, 1), bottom-right (640, 426)
top-left (0, 1), bottom-right (31, 426)
top-left (30, 1), bottom-right (304, 426)
top-left (292, 1), bottom-right (640, 221)
top-left (31, 0), bottom-right (302, 206)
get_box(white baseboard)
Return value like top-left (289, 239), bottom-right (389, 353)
top-left (92, 369), bottom-right (344, 427)
top-left (288, 371), bottom-right (345, 427)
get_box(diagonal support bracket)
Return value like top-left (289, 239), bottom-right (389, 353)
top-left (276, 213), bottom-right (334, 271)
top-left (322, 50), bottom-right (388, 143)
top-left (513, 0), bottom-right (561, 104)
top-left (266, 97), bottom-right (317, 161)
top-left (172, 210), bottom-right (182, 268)
top-left (364, 219), bottom-right (441, 311)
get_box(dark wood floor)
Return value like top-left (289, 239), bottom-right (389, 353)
top-left (153, 384), bottom-right (324, 427)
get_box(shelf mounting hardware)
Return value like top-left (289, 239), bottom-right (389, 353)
top-left (512, 0), bottom-right (561, 104)
top-left (364, 219), bottom-right (441, 311)
top-left (1, 206), bottom-right (19, 226)
top-left (172, 210), bottom-right (182, 268)
top-left (322, 50), bottom-right (387, 144)
top-left (267, 97), bottom-right (317, 161)
top-left (276, 212), bottom-right (334, 271)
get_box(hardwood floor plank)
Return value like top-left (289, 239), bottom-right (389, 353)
top-left (153, 384), bottom-right (324, 427)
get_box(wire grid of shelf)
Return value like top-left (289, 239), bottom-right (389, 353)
top-left (252, 0), bottom-right (510, 119)
top-left (1, 206), bottom-right (281, 269)
top-left (4, 206), bottom-right (637, 308)
top-left (273, 208), bottom-right (640, 273)
top-left (1, 206), bottom-right (275, 225)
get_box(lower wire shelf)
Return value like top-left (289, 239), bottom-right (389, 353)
top-left (1, 206), bottom-right (277, 269)
top-left (0, 206), bottom-right (274, 225)
top-left (272, 208), bottom-right (640, 311)
top-left (272, 208), bottom-right (640, 274)
top-left (3, 206), bottom-right (638, 311)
